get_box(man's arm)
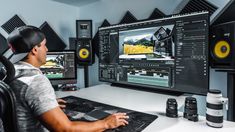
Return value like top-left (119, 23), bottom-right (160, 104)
top-left (39, 107), bottom-right (129, 132)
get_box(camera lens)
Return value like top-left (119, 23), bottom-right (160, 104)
top-left (206, 89), bottom-right (225, 128)
top-left (183, 97), bottom-right (198, 122)
top-left (166, 98), bottom-right (178, 118)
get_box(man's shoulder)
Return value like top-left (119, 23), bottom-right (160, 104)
top-left (15, 74), bottom-right (46, 86)
top-left (31, 74), bottom-right (50, 83)
top-left (13, 61), bottom-right (46, 84)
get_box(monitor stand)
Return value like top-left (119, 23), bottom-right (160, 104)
top-left (52, 85), bottom-right (59, 91)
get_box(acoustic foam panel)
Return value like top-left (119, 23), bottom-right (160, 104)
top-left (180, 0), bottom-right (218, 17)
top-left (92, 19), bottom-right (111, 57)
top-left (39, 22), bottom-right (66, 51)
top-left (119, 11), bottom-right (138, 24)
top-left (148, 8), bottom-right (166, 20)
top-left (0, 33), bottom-right (8, 55)
top-left (1, 15), bottom-right (26, 34)
top-left (100, 19), bottom-right (111, 27)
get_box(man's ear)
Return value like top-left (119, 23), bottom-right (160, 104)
top-left (31, 47), bottom-right (38, 55)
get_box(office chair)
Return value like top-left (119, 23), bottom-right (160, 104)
top-left (0, 55), bottom-right (18, 132)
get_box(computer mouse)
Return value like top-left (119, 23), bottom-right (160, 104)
top-left (62, 86), bottom-right (78, 91)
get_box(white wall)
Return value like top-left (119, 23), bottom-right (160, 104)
top-left (0, 0), bottom-right (78, 44)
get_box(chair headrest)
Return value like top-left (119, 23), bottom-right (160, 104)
top-left (0, 55), bottom-right (15, 84)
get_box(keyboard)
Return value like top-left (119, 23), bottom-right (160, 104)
top-left (62, 96), bottom-right (158, 132)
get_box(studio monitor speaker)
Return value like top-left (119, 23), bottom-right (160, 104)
top-left (74, 39), bottom-right (93, 66)
top-left (210, 22), bottom-right (235, 69)
top-left (76, 20), bottom-right (92, 39)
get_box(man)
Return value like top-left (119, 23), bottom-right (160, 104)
top-left (7, 26), bottom-right (128, 132)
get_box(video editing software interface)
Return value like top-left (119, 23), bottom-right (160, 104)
top-left (99, 12), bottom-right (209, 95)
top-left (40, 51), bottom-right (77, 85)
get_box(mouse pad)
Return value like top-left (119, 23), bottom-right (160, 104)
top-left (61, 96), bottom-right (158, 132)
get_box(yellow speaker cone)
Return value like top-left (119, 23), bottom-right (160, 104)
top-left (79, 48), bottom-right (89, 59)
top-left (214, 40), bottom-right (230, 59)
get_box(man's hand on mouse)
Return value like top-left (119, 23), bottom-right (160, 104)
top-left (102, 113), bottom-right (129, 129)
top-left (57, 98), bottom-right (67, 109)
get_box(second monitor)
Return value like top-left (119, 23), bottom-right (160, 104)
top-left (40, 50), bottom-right (77, 87)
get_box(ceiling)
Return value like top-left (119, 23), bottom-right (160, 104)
top-left (52, 0), bottom-right (100, 7)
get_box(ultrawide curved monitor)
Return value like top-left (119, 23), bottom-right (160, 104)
top-left (98, 12), bottom-right (209, 95)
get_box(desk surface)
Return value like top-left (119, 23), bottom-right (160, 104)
top-left (56, 84), bottom-right (235, 132)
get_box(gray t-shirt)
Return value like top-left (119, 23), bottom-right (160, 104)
top-left (10, 61), bottom-right (58, 132)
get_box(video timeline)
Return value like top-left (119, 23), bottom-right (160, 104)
top-left (126, 68), bottom-right (170, 87)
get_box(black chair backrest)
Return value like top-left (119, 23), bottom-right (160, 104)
top-left (0, 81), bottom-right (18, 132)
top-left (0, 118), bottom-right (4, 132)
top-left (0, 55), bottom-right (15, 84)
top-left (0, 55), bottom-right (18, 132)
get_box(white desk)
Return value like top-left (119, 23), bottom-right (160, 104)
top-left (56, 84), bottom-right (235, 132)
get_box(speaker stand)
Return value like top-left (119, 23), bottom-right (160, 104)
top-left (84, 65), bottom-right (89, 88)
top-left (227, 73), bottom-right (235, 121)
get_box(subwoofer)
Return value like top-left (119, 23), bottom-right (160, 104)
top-left (210, 22), bottom-right (235, 69)
top-left (76, 40), bottom-right (93, 65)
